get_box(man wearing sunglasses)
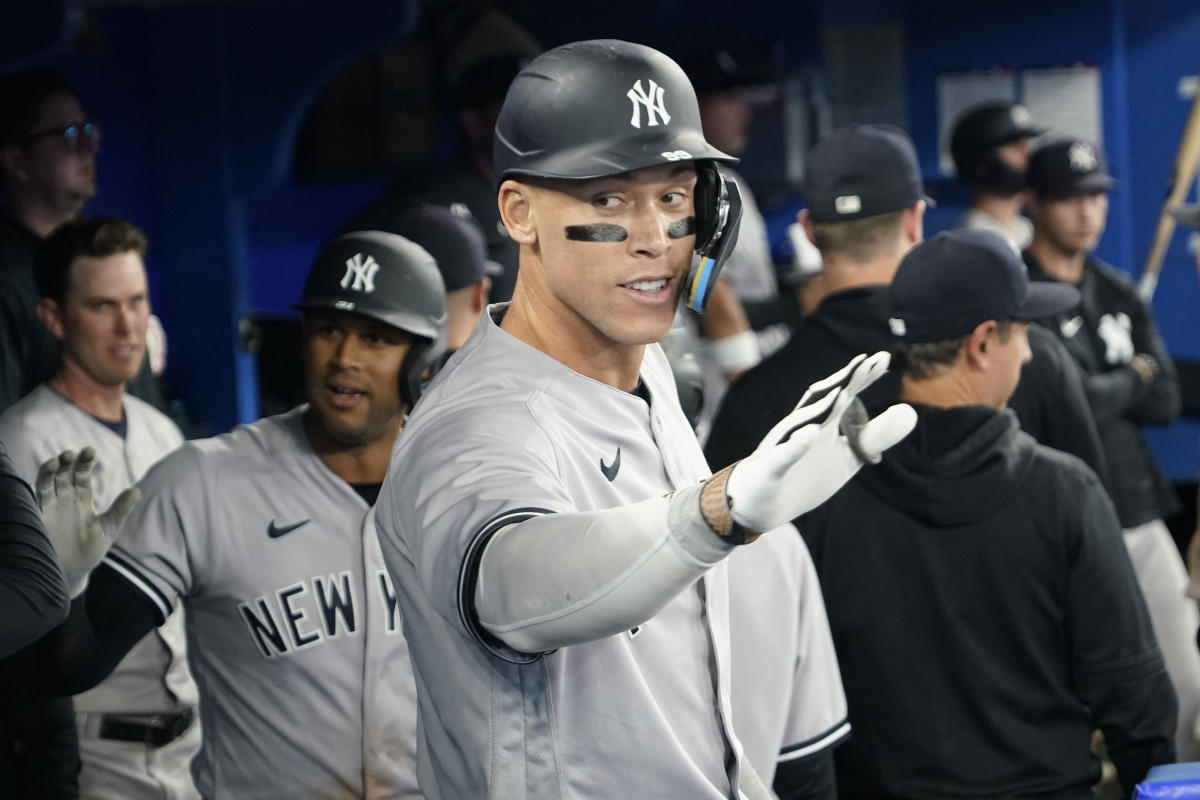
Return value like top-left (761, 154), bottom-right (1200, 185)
top-left (0, 67), bottom-right (101, 415)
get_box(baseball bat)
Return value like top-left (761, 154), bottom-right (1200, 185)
top-left (1139, 80), bottom-right (1200, 301)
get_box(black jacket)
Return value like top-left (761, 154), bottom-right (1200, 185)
top-left (703, 286), bottom-right (1108, 488)
top-left (0, 213), bottom-right (58, 413)
top-left (1025, 253), bottom-right (1180, 527)
top-left (801, 404), bottom-right (1176, 798)
top-left (0, 440), bottom-right (78, 798)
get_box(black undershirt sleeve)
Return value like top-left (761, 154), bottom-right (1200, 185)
top-left (34, 563), bottom-right (160, 696)
top-left (773, 749), bottom-right (838, 800)
top-left (0, 442), bottom-right (70, 659)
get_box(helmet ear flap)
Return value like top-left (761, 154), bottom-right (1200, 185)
top-left (684, 163), bottom-right (743, 313)
top-left (398, 331), bottom-right (447, 411)
top-left (693, 163), bottom-right (722, 251)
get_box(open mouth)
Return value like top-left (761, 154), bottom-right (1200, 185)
top-left (621, 278), bottom-right (670, 294)
top-left (326, 382), bottom-right (367, 408)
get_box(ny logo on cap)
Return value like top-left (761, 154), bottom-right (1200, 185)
top-left (341, 253), bottom-right (380, 293)
top-left (627, 79), bottom-right (671, 129)
top-left (1011, 105), bottom-right (1033, 127)
top-left (1068, 142), bottom-right (1097, 172)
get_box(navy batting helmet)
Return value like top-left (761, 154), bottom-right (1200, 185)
top-left (294, 230), bottom-right (448, 408)
top-left (950, 102), bottom-right (1045, 196)
top-left (493, 39), bottom-right (744, 314)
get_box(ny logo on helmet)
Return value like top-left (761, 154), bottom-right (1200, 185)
top-left (627, 79), bottom-right (671, 129)
top-left (341, 253), bottom-right (380, 293)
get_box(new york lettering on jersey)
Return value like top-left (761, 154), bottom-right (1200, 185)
top-left (104, 408), bottom-right (415, 797)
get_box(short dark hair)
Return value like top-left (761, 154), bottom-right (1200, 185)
top-left (895, 320), bottom-right (1014, 380)
top-left (0, 67), bottom-right (77, 146)
top-left (809, 209), bottom-right (906, 263)
top-left (37, 217), bottom-right (148, 304)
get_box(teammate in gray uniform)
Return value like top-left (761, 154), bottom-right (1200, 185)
top-left (35, 231), bottom-right (447, 799)
top-left (0, 217), bottom-right (200, 799)
top-left (374, 40), bottom-right (915, 800)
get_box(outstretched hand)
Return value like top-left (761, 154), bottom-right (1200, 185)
top-left (36, 448), bottom-right (140, 597)
top-left (725, 352), bottom-right (916, 533)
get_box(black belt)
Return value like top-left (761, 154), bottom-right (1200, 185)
top-left (92, 707), bottom-right (195, 747)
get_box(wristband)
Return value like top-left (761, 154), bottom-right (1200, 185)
top-left (709, 330), bottom-right (760, 374)
top-left (699, 464), bottom-right (761, 545)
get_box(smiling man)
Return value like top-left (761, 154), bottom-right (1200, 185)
top-left (0, 217), bottom-right (198, 800)
top-left (374, 40), bottom-right (916, 799)
top-left (34, 231), bottom-right (446, 799)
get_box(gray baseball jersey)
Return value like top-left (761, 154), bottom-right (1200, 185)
top-left (375, 306), bottom-right (746, 799)
top-left (0, 383), bottom-right (200, 799)
top-left (726, 527), bottom-right (849, 784)
top-left (103, 407), bottom-right (419, 800)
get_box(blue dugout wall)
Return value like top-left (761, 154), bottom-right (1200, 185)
top-left (5, 0), bottom-right (1200, 480)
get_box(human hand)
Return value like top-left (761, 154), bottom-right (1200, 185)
top-left (722, 352), bottom-right (916, 533)
top-left (36, 448), bottom-right (140, 597)
top-left (1130, 353), bottom-right (1159, 384)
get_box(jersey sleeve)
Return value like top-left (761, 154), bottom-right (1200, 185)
top-left (377, 400), bottom-right (579, 660)
top-left (103, 443), bottom-right (210, 625)
top-left (0, 439), bottom-right (70, 658)
top-left (777, 533), bottom-right (850, 764)
top-left (1126, 293), bottom-right (1180, 426)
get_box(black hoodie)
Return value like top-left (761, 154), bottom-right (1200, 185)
top-left (801, 403), bottom-right (1175, 799)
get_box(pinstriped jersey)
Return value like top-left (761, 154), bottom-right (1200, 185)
top-left (0, 384), bottom-right (196, 716)
top-left (103, 407), bottom-right (418, 800)
top-left (374, 306), bottom-right (744, 799)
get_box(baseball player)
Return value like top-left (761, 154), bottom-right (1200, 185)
top-left (1024, 137), bottom-right (1200, 760)
top-left (0, 217), bottom-right (199, 799)
top-left (950, 101), bottom-right (1046, 251)
top-left (35, 231), bottom-right (447, 799)
top-left (374, 39), bottom-right (915, 799)
top-left (804, 229), bottom-right (1174, 797)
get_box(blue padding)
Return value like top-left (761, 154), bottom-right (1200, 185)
top-left (1134, 762), bottom-right (1200, 798)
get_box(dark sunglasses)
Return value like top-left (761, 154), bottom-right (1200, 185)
top-left (15, 120), bottom-right (100, 151)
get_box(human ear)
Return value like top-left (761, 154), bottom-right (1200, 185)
top-left (966, 320), bottom-right (997, 368)
top-left (497, 180), bottom-right (537, 246)
top-left (38, 297), bottom-right (65, 340)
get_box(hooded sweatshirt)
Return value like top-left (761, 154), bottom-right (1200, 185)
top-left (801, 403), bottom-right (1175, 799)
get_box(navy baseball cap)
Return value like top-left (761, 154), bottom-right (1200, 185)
top-left (1027, 138), bottom-right (1117, 200)
top-left (889, 228), bottom-right (1080, 342)
top-left (804, 124), bottom-right (932, 223)
top-left (386, 204), bottom-right (501, 292)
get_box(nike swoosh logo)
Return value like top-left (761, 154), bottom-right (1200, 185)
top-left (600, 447), bottom-right (621, 482)
top-left (267, 519), bottom-right (311, 539)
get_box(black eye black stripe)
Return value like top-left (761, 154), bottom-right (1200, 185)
top-left (667, 216), bottom-right (697, 239)
top-left (565, 224), bottom-right (628, 242)
top-left (564, 217), bottom-right (697, 242)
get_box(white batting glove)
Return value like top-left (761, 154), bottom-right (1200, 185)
top-left (723, 352), bottom-right (916, 533)
top-left (36, 448), bottom-right (141, 597)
